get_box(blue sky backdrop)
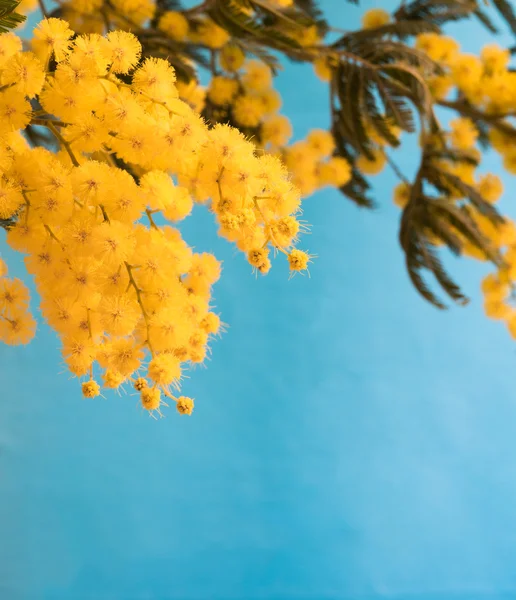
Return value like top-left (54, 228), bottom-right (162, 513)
top-left (2, 1), bottom-right (516, 598)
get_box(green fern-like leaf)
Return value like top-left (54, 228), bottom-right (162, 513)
top-left (492, 0), bottom-right (516, 36)
top-left (394, 0), bottom-right (477, 26)
top-left (0, 0), bottom-right (25, 33)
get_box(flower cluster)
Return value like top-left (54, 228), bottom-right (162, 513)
top-left (0, 256), bottom-right (36, 345)
top-left (204, 51), bottom-right (353, 197)
top-left (409, 30), bottom-right (516, 334)
top-left (208, 52), bottom-right (289, 143)
top-left (0, 19), bottom-right (309, 414)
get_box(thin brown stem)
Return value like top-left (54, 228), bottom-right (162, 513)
top-left (386, 152), bottom-right (409, 185)
top-left (438, 99), bottom-right (516, 137)
top-left (124, 262), bottom-right (154, 356)
top-left (183, 0), bottom-right (215, 15)
top-left (145, 209), bottom-right (158, 229)
top-left (43, 121), bottom-right (80, 167)
top-left (37, 0), bottom-right (48, 18)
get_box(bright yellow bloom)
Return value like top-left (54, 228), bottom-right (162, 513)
top-left (220, 44), bottom-right (245, 72)
top-left (427, 74), bottom-right (453, 100)
top-left (313, 56), bottom-right (332, 82)
top-left (392, 182), bottom-right (410, 208)
top-left (207, 76), bottom-right (239, 105)
top-left (356, 149), bottom-right (386, 176)
top-left (0, 89), bottom-right (31, 134)
top-left (132, 57), bottom-right (177, 102)
top-left (306, 129), bottom-right (335, 158)
top-left (158, 11), bottom-right (189, 41)
top-left (111, 0), bottom-right (155, 25)
top-left (477, 174), bottom-right (503, 203)
top-left (481, 44), bottom-right (510, 75)
top-left (102, 369), bottom-right (126, 389)
top-left (242, 60), bottom-right (272, 92)
top-left (449, 54), bottom-right (483, 90)
top-left (103, 31), bottom-right (142, 73)
top-left (261, 115), bottom-right (292, 146)
top-left (133, 377), bottom-right (147, 391)
top-left (362, 8), bottom-right (390, 29)
top-left (416, 33), bottom-right (459, 64)
top-left (0, 180), bottom-right (23, 219)
top-left (0, 311), bottom-right (36, 345)
top-left (318, 156), bottom-right (352, 187)
top-left (82, 379), bottom-right (101, 398)
top-left (449, 117), bottom-right (478, 150)
top-left (148, 353), bottom-right (182, 386)
top-left (141, 387), bottom-right (161, 411)
top-left (0, 258), bottom-right (7, 278)
top-left (176, 79), bottom-right (206, 113)
top-left (33, 18), bottom-right (74, 62)
top-left (99, 294), bottom-right (141, 336)
top-left (0, 278), bottom-right (30, 315)
top-left (0, 33), bottom-right (22, 68)
top-left (200, 312), bottom-right (221, 335)
top-left (232, 94), bottom-right (266, 127)
top-left (288, 249), bottom-right (311, 272)
top-left (191, 19), bottom-right (229, 49)
top-left (176, 396), bottom-right (194, 415)
top-left (1, 52), bottom-right (45, 98)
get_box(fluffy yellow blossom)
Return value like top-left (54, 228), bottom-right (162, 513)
top-left (220, 44), bottom-right (245, 72)
top-left (313, 56), bottom-right (332, 82)
top-left (261, 115), bottom-right (293, 147)
top-left (0, 89), bottom-right (31, 133)
top-left (450, 54), bottom-right (483, 92)
top-left (356, 149), bottom-right (386, 176)
top-left (1, 51), bottom-right (45, 98)
top-left (176, 79), bottom-right (206, 113)
top-left (32, 18), bottom-right (74, 62)
top-left (191, 19), bottom-right (229, 49)
top-left (477, 174), bottom-right (503, 203)
top-left (208, 76), bottom-right (239, 105)
top-left (82, 379), bottom-right (101, 398)
top-left (288, 249), bottom-right (311, 272)
top-left (0, 311), bottom-right (36, 345)
top-left (232, 94), bottom-right (266, 127)
top-left (0, 33), bottom-right (22, 68)
top-left (306, 129), bottom-right (335, 158)
top-left (141, 387), bottom-right (161, 411)
top-left (393, 182), bottom-right (411, 208)
top-left (158, 11), bottom-right (189, 41)
top-left (0, 258), bottom-right (7, 278)
top-left (242, 60), bottom-right (272, 92)
top-left (148, 353), bottom-right (182, 386)
top-left (103, 31), bottom-right (142, 74)
top-left (16, 0), bottom-right (38, 14)
top-left (449, 117), bottom-right (478, 150)
top-left (176, 396), bottom-right (194, 415)
top-left (427, 74), bottom-right (453, 100)
top-left (111, 0), bottom-right (155, 25)
top-left (318, 156), bottom-right (351, 187)
top-left (200, 312), bottom-right (221, 335)
top-left (102, 369), bottom-right (126, 389)
top-left (133, 377), bottom-right (147, 391)
top-left (416, 33), bottom-right (459, 64)
top-left (361, 8), bottom-right (390, 29)
top-left (481, 44), bottom-right (510, 75)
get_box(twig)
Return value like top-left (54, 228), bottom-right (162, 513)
top-left (438, 99), bottom-right (516, 137)
top-left (125, 262), bottom-right (154, 355)
top-left (37, 0), bottom-right (48, 18)
top-left (386, 152), bottom-right (409, 184)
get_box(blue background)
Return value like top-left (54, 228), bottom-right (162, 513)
top-left (2, 1), bottom-right (516, 598)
